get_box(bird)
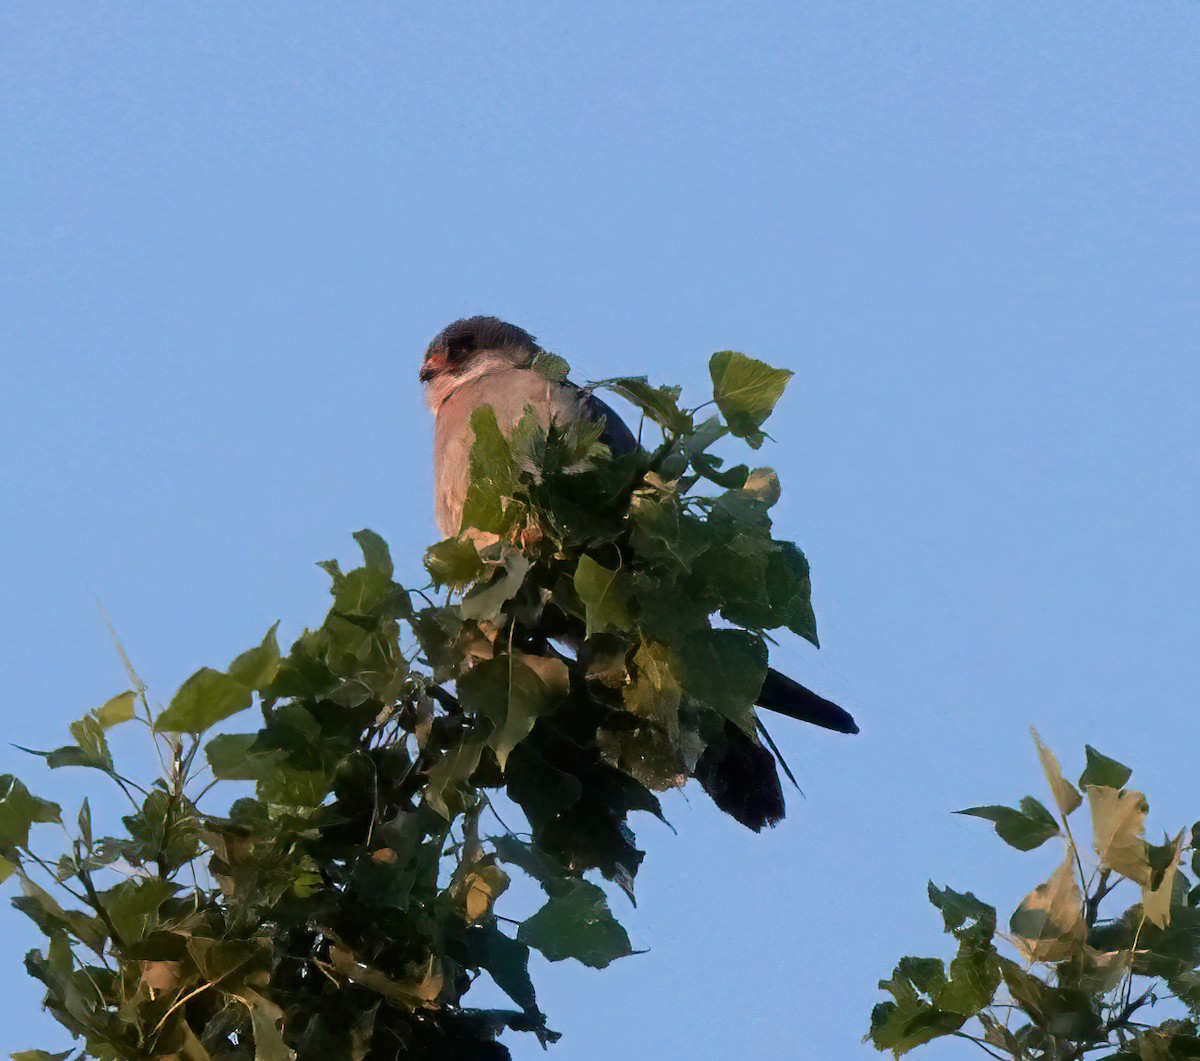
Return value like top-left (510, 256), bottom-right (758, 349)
top-left (420, 316), bottom-right (857, 827)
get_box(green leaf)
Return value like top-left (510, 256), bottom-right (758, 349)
top-left (1078, 745), bottom-right (1133, 790)
top-left (205, 733), bottom-right (281, 781)
top-left (595, 377), bottom-right (691, 435)
top-left (466, 924), bottom-right (538, 1013)
top-left (956, 801), bottom-right (1060, 851)
top-left (869, 957), bottom-right (966, 1056)
top-left (679, 629), bottom-right (767, 735)
top-left (228, 623), bottom-right (282, 690)
top-left (458, 653), bottom-right (570, 769)
top-left (11, 1051), bottom-right (73, 1060)
top-left (35, 714), bottom-right (115, 774)
top-left (353, 528), bottom-right (394, 577)
top-left (424, 737), bottom-right (486, 821)
top-left (333, 567), bottom-right (403, 619)
top-left (491, 835), bottom-right (569, 890)
top-left (999, 960), bottom-right (1102, 1040)
top-left (573, 555), bottom-right (634, 637)
top-left (459, 548), bottom-right (531, 622)
top-left (243, 989), bottom-right (295, 1061)
top-left (622, 642), bottom-right (683, 737)
top-left (156, 667), bottom-right (252, 733)
top-left (460, 406), bottom-right (522, 534)
top-left (424, 537), bottom-right (486, 588)
top-left (12, 875), bottom-right (107, 953)
top-left (518, 878), bottom-right (633, 969)
top-left (767, 542), bottom-right (818, 645)
top-left (77, 799), bottom-right (92, 850)
top-left (98, 877), bottom-right (178, 944)
top-left (531, 351), bottom-right (570, 381)
top-left (0, 775), bottom-right (61, 850)
top-left (926, 884), bottom-right (996, 937)
top-left (940, 933), bottom-right (1000, 1016)
top-left (122, 789), bottom-right (201, 873)
top-left (94, 690), bottom-right (136, 729)
top-left (709, 350), bottom-right (793, 448)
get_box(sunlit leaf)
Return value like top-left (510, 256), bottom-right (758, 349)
top-left (1031, 728), bottom-right (1082, 818)
top-left (156, 667), bottom-right (252, 733)
top-left (1009, 846), bottom-right (1085, 963)
top-left (94, 690), bottom-right (137, 729)
top-left (1142, 828), bottom-right (1186, 929)
top-left (228, 623), bottom-right (281, 691)
top-left (1088, 785), bottom-right (1151, 884)
top-left (709, 350), bottom-right (792, 448)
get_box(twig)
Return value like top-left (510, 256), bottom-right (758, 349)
top-left (951, 1030), bottom-right (1010, 1061)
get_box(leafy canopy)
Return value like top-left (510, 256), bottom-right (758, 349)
top-left (4, 349), bottom-right (832, 1060)
top-left (869, 731), bottom-right (1200, 1061)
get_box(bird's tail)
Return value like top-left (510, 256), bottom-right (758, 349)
top-left (757, 668), bottom-right (859, 734)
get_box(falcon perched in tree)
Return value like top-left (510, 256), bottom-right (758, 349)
top-left (420, 315), bottom-right (857, 829)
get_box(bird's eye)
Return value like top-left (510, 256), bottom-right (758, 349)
top-left (446, 333), bottom-right (476, 360)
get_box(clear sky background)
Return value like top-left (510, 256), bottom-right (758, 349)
top-left (2, 4), bottom-right (1198, 1058)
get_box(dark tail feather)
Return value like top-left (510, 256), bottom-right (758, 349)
top-left (757, 668), bottom-right (859, 734)
top-left (694, 720), bottom-right (784, 832)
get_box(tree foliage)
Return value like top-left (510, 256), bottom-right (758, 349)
top-left (3, 351), bottom-right (829, 1059)
top-left (869, 731), bottom-right (1200, 1060)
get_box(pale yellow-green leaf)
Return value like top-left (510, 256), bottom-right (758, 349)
top-left (95, 690), bottom-right (137, 729)
top-left (416, 953), bottom-right (443, 1003)
top-left (237, 988), bottom-right (294, 1061)
top-left (1142, 828), bottom-right (1186, 929)
top-left (742, 467), bottom-right (781, 506)
top-left (463, 864), bottom-right (510, 922)
top-left (1031, 727), bottom-right (1082, 817)
top-left (1088, 785), bottom-right (1150, 884)
top-left (1008, 845), bottom-right (1085, 963)
top-left (140, 958), bottom-right (181, 996)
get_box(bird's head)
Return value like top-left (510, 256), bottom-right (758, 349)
top-left (420, 316), bottom-right (540, 409)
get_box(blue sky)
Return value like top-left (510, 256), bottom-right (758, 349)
top-left (2, 3), bottom-right (1198, 1058)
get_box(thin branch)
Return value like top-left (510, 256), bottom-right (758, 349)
top-left (19, 846), bottom-right (90, 905)
top-left (951, 1030), bottom-right (1010, 1061)
top-left (1084, 869), bottom-right (1113, 928)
